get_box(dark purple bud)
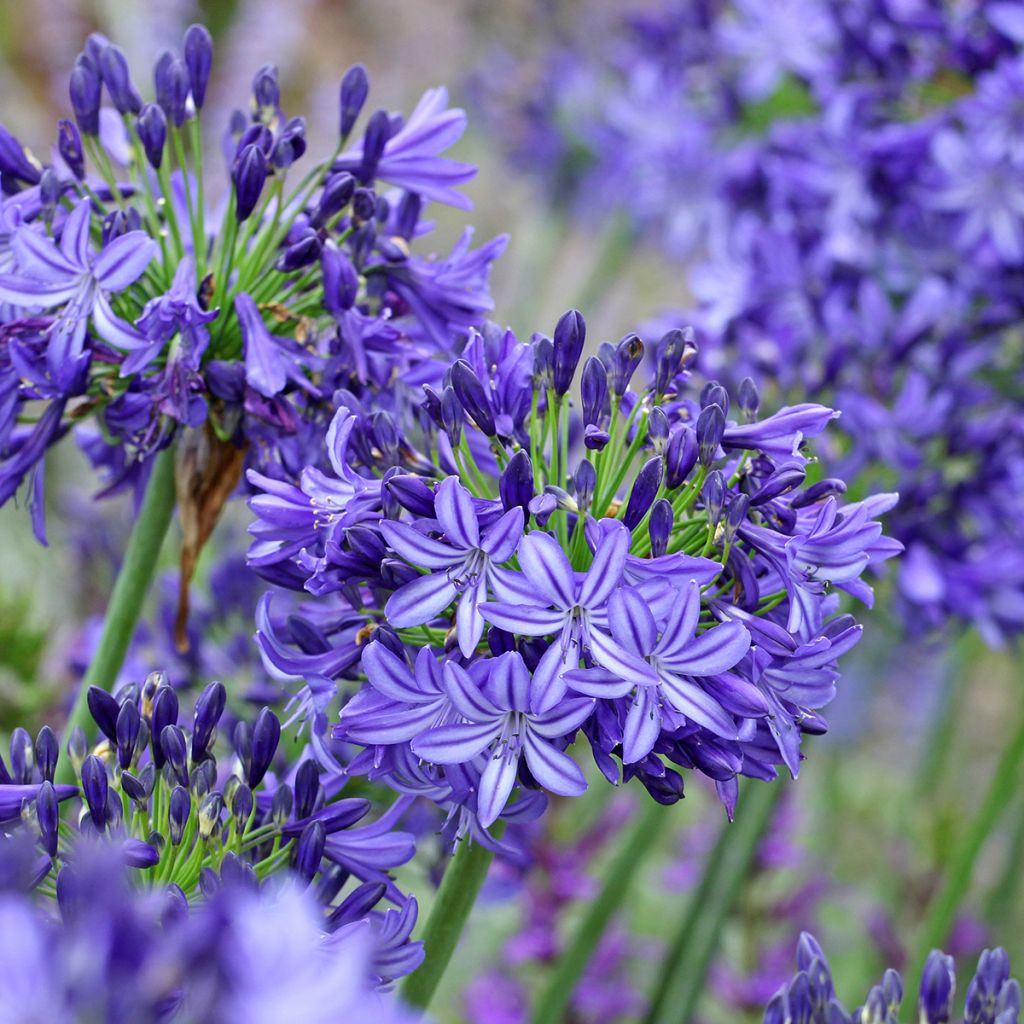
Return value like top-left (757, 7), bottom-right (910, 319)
top-left (121, 838), bottom-right (160, 868)
top-left (39, 168), bottom-right (62, 220)
top-left (161, 726), bottom-right (189, 788)
top-left (441, 385), bottom-right (464, 447)
top-left (358, 109), bottom-right (392, 183)
top-left (9, 728), bottom-right (33, 784)
top-left (120, 770), bottom-right (148, 804)
top-left (653, 327), bottom-right (697, 397)
top-left (882, 968), bottom-right (903, 1008)
top-left (81, 755), bottom-right (109, 828)
top-left (136, 103), bottom-right (167, 170)
top-left (623, 457), bottom-right (663, 530)
top-left (272, 117), bottom-right (307, 169)
top-left (233, 144), bottom-right (268, 222)
top-left (87, 686), bottom-right (120, 743)
top-left (183, 24), bottom-right (213, 109)
top-left (451, 360), bottom-right (496, 436)
top-left (339, 64), bottom-right (369, 138)
top-left (197, 792), bottom-right (224, 840)
top-left (640, 766), bottom-right (685, 805)
top-left (584, 425), bottom-right (610, 451)
top-left (352, 186), bottom-right (377, 223)
top-left (252, 64), bottom-right (280, 117)
top-left (385, 474), bottom-right (436, 517)
top-left (552, 309), bottom-right (585, 397)
top-left (723, 493), bottom-right (750, 543)
top-left (70, 54), bottom-right (102, 135)
top-left (533, 336), bottom-right (554, 388)
top-left (116, 700), bottom-right (141, 771)
top-left (700, 381), bottom-right (729, 415)
top-left (738, 377), bottom-right (760, 419)
top-left (237, 122), bottom-right (273, 158)
top-left (647, 407), bottom-right (669, 453)
top-left (295, 821), bottom-right (326, 884)
top-left (703, 471), bottom-right (726, 527)
top-left (611, 334), bottom-right (644, 396)
top-left (231, 783), bottom-right (254, 829)
top-left (312, 172), bottom-right (355, 228)
top-left (57, 120), bottom-right (84, 179)
top-left (271, 784), bottom-right (294, 826)
top-left (155, 53), bottom-right (190, 127)
top-left (498, 451), bottom-right (534, 515)
top-left (98, 44), bottom-right (142, 115)
top-left (294, 759), bottom-right (321, 821)
top-left (750, 465), bottom-right (806, 506)
top-left (84, 33), bottom-right (110, 66)
top-left (168, 786), bottom-right (191, 845)
top-left (327, 881), bottom-right (387, 929)
top-left (248, 708), bottom-right (281, 788)
top-left (276, 231), bottom-right (322, 272)
top-left (581, 357), bottom-right (608, 428)
top-left (573, 459), bottom-right (596, 514)
top-left (150, 687), bottom-right (178, 768)
top-left (37, 781), bottom-right (59, 857)
top-left (787, 975), bottom-right (814, 1021)
top-left (919, 951), bottom-right (954, 1024)
top-left (790, 478), bottom-right (847, 509)
top-left (696, 404), bottom-right (725, 465)
top-left (395, 191), bottom-right (421, 239)
top-left (191, 681), bottom-right (226, 762)
top-left (35, 726), bottom-right (58, 783)
top-left (649, 498), bottom-right (673, 558)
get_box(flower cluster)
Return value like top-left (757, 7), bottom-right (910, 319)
top-left (0, 27), bottom-right (504, 543)
top-left (0, 839), bottom-right (416, 1022)
top-left (468, 2), bottom-right (1024, 644)
top-left (0, 670), bottom-right (424, 984)
top-left (765, 932), bottom-right (1020, 1024)
top-left (247, 310), bottom-right (899, 836)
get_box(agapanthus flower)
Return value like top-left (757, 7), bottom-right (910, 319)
top-left (0, 668), bottom-right (423, 980)
top-left (248, 311), bottom-right (898, 831)
top-left (0, 27), bottom-right (503, 549)
top-left (764, 932), bottom-right (1020, 1024)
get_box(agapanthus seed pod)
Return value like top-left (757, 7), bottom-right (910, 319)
top-left (37, 781), bottom-right (59, 857)
top-left (623, 456), bottom-right (664, 530)
top-left (295, 820), bottom-right (326, 884)
top-left (134, 103), bottom-right (167, 172)
top-left (97, 43), bottom-right (142, 115)
top-left (233, 144), bottom-right (268, 222)
top-left (69, 54), bottom-right (101, 135)
top-left (80, 755), bottom-right (109, 827)
top-left (57, 119), bottom-right (84, 179)
top-left (339, 63), bottom-right (369, 138)
top-left (696, 403), bottom-right (725, 465)
top-left (451, 359), bottom-right (496, 436)
top-left (552, 309), bottom-right (585, 397)
top-left (664, 426), bottom-right (698, 489)
top-left (649, 498), bottom-right (673, 557)
top-left (35, 726), bottom-right (58, 783)
top-left (191, 681), bottom-right (226, 762)
top-left (183, 24), bottom-right (213, 109)
top-left (248, 707), bottom-right (281, 788)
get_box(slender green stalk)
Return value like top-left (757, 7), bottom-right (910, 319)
top-left (531, 798), bottom-right (668, 1024)
top-left (913, 698), bottom-right (1024, 972)
top-left (642, 780), bottom-right (784, 1024)
top-left (571, 212), bottom-right (637, 317)
top-left (400, 831), bottom-right (500, 1012)
top-left (55, 448), bottom-right (177, 785)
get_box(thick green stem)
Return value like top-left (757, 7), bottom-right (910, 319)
top-left (531, 798), bottom-right (668, 1024)
top-left (400, 832), bottom-right (499, 1012)
top-left (913, 698), bottom-right (1024, 974)
top-left (642, 779), bottom-right (784, 1024)
top-left (55, 448), bottom-right (177, 784)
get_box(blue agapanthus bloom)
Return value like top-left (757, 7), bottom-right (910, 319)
top-left (246, 311), bottom-right (899, 840)
top-left (765, 932), bottom-right (1020, 1024)
top-left (0, 669), bottom-right (423, 983)
top-left (0, 27), bottom-right (504, 544)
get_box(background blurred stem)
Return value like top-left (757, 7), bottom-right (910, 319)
top-left (531, 797), bottom-right (668, 1024)
top-left (984, 790), bottom-right (1024, 932)
top-left (401, 830), bottom-right (500, 1013)
top-left (54, 448), bottom-right (176, 785)
top-left (642, 779), bottom-right (784, 1024)
top-left (571, 212), bottom-right (637, 318)
top-left (913, 696), bottom-right (1024, 974)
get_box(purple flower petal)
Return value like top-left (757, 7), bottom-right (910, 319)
top-left (483, 651), bottom-right (531, 712)
top-left (477, 742), bottom-right (519, 827)
top-left (381, 520), bottom-right (461, 569)
top-left (479, 601), bottom-right (566, 636)
top-left (13, 225), bottom-right (79, 280)
top-left (59, 197), bottom-right (92, 267)
top-left (92, 231), bottom-right (156, 290)
top-left (529, 697), bottom-right (595, 738)
top-left (587, 626), bottom-right (660, 687)
top-left (434, 476), bottom-right (480, 549)
top-left (622, 689), bottom-right (661, 763)
top-left (608, 586), bottom-right (657, 657)
top-left (411, 720), bottom-right (498, 763)
top-left (523, 732), bottom-right (587, 797)
top-left (455, 577), bottom-right (486, 656)
top-left (93, 291), bottom-right (150, 351)
top-left (658, 621), bottom-right (751, 676)
top-left (578, 523), bottom-right (629, 607)
top-left (384, 571), bottom-right (458, 628)
top-left (443, 661), bottom-right (503, 721)
top-left (517, 530), bottom-right (575, 608)
top-left (657, 671), bottom-right (738, 739)
top-left (361, 642), bottom-right (426, 704)
top-left (0, 275), bottom-right (78, 307)
top-left (480, 506), bottom-right (524, 562)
